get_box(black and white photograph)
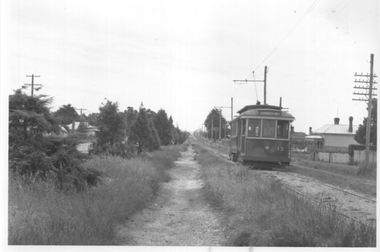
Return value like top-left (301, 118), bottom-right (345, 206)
top-left (1, 0), bottom-right (378, 250)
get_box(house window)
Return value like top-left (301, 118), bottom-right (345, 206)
top-left (277, 120), bottom-right (289, 139)
top-left (248, 119), bottom-right (261, 137)
top-left (262, 119), bottom-right (275, 138)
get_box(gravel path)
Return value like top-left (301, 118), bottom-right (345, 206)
top-left (118, 146), bottom-right (224, 246)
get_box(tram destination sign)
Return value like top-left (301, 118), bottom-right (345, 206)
top-left (258, 111), bottom-right (281, 116)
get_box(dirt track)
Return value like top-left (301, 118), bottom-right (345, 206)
top-left (118, 145), bottom-right (224, 246)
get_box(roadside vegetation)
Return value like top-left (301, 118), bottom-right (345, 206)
top-left (9, 145), bottom-right (182, 245)
top-left (197, 137), bottom-right (376, 198)
top-left (193, 143), bottom-right (376, 247)
top-left (8, 87), bottom-right (189, 244)
top-left (291, 153), bottom-right (376, 197)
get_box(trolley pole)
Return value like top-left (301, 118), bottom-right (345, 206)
top-left (264, 66), bottom-right (267, 105)
top-left (233, 66), bottom-right (268, 105)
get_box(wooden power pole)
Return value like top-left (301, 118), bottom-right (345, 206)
top-left (25, 74), bottom-right (41, 96)
top-left (353, 54), bottom-right (377, 168)
top-left (234, 66), bottom-right (267, 104)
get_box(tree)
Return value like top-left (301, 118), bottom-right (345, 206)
top-left (204, 108), bottom-right (227, 139)
top-left (355, 99), bottom-right (377, 145)
top-left (87, 112), bottom-right (100, 126)
top-left (9, 89), bottom-right (102, 191)
top-left (95, 100), bottom-right (126, 148)
top-left (172, 126), bottom-right (190, 144)
top-left (153, 109), bottom-right (173, 145)
top-left (129, 107), bottom-right (160, 154)
top-left (148, 118), bottom-right (161, 150)
top-left (9, 89), bottom-right (60, 142)
top-left (124, 106), bottom-right (138, 136)
top-left (54, 104), bottom-right (80, 125)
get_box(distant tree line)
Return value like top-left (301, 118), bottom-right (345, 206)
top-left (203, 108), bottom-right (229, 140)
top-left (8, 88), bottom-right (189, 192)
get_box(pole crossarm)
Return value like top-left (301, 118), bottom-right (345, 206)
top-left (24, 74), bottom-right (42, 96)
top-left (354, 73), bottom-right (378, 78)
top-left (352, 54), bottom-right (376, 169)
top-left (233, 66), bottom-right (268, 104)
top-left (354, 80), bottom-right (378, 84)
top-left (354, 86), bottom-right (378, 90)
top-left (233, 80), bottom-right (264, 83)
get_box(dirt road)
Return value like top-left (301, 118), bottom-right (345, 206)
top-left (118, 145), bottom-right (224, 246)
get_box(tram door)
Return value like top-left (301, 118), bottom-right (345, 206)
top-left (240, 119), bottom-right (246, 155)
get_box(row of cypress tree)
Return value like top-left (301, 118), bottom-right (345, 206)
top-left (92, 101), bottom-right (189, 156)
top-left (8, 88), bottom-right (188, 191)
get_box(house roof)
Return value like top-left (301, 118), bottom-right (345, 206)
top-left (313, 124), bottom-right (359, 135)
top-left (291, 131), bottom-right (307, 139)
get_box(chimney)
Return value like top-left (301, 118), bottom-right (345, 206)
top-left (334, 117), bottom-right (340, 125)
top-left (349, 116), bottom-right (353, 133)
top-left (309, 127), bottom-right (312, 135)
top-left (291, 126), bottom-right (294, 133)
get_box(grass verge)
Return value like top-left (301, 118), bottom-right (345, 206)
top-left (290, 155), bottom-right (376, 197)
top-left (8, 145), bottom-right (182, 245)
top-left (193, 143), bottom-right (376, 247)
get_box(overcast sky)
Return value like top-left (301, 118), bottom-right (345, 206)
top-left (1, 0), bottom-right (379, 133)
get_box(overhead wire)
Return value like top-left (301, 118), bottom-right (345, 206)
top-left (253, 0), bottom-right (321, 72)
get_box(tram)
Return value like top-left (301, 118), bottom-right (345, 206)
top-left (229, 104), bottom-right (295, 168)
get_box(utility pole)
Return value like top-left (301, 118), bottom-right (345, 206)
top-left (352, 54), bottom-right (377, 168)
top-left (24, 74), bottom-right (41, 96)
top-left (219, 111), bottom-right (222, 140)
top-left (211, 118), bottom-right (214, 141)
top-left (231, 97), bottom-right (233, 120)
top-left (75, 108), bottom-right (88, 116)
top-left (215, 106), bottom-right (232, 139)
top-left (233, 66), bottom-right (268, 104)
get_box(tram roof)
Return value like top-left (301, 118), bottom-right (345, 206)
top-left (236, 104), bottom-right (295, 120)
top-left (237, 104), bottom-right (282, 114)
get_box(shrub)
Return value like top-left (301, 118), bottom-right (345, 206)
top-left (9, 145), bottom-right (182, 245)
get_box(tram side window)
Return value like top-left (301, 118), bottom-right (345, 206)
top-left (262, 119), bottom-right (276, 138)
top-left (248, 119), bottom-right (261, 137)
top-left (277, 120), bottom-right (289, 139)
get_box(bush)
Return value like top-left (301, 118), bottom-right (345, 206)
top-left (9, 145), bottom-right (182, 245)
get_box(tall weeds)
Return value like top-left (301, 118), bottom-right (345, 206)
top-left (8, 145), bottom-right (181, 245)
top-left (195, 145), bottom-right (376, 247)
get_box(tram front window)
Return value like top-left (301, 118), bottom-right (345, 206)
top-left (262, 119), bottom-right (276, 138)
top-left (248, 119), bottom-right (261, 137)
top-left (277, 120), bottom-right (289, 139)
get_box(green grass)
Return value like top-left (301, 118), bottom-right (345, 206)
top-left (194, 144), bottom-right (376, 247)
top-left (8, 145), bottom-right (182, 245)
top-left (290, 155), bottom-right (376, 197)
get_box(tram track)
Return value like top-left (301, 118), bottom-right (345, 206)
top-left (280, 181), bottom-right (376, 229)
top-left (256, 168), bottom-right (376, 229)
top-left (196, 138), bottom-right (376, 229)
top-left (279, 169), bottom-right (376, 203)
